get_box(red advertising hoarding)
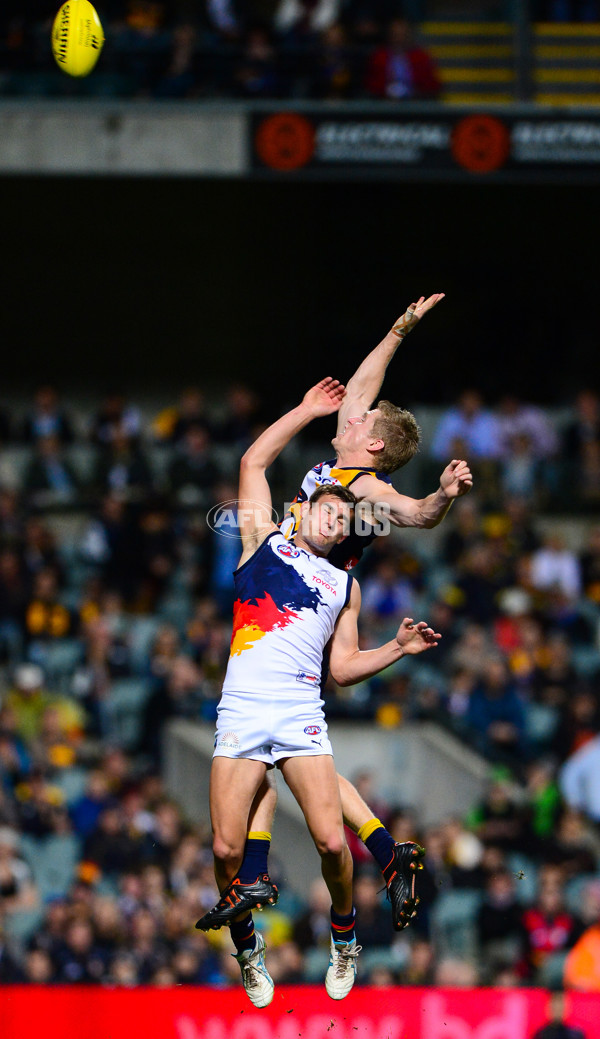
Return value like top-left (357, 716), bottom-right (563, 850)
top-left (3, 987), bottom-right (600, 1039)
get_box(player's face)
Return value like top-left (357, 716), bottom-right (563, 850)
top-left (298, 497), bottom-right (351, 553)
top-left (333, 409), bottom-right (381, 453)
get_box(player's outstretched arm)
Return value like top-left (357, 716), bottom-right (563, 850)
top-left (336, 293), bottom-right (445, 436)
top-left (237, 378), bottom-right (345, 560)
top-left (353, 458), bottom-right (473, 530)
top-left (329, 582), bottom-right (441, 687)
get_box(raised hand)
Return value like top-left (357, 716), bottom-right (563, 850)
top-left (440, 459), bottom-right (473, 499)
top-left (396, 618), bottom-right (441, 655)
top-left (392, 293), bottom-right (445, 339)
top-left (302, 377), bottom-right (346, 418)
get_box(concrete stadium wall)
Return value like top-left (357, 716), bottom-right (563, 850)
top-left (163, 718), bottom-right (490, 897)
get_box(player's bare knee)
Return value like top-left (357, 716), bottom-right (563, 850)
top-left (212, 833), bottom-right (244, 872)
top-left (315, 832), bottom-right (347, 859)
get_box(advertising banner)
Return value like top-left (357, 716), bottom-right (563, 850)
top-left (4, 986), bottom-right (600, 1039)
top-left (251, 109), bottom-right (600, 181)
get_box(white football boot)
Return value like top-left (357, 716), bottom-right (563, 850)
top-left (325, 936), bottom-right (362, 1000)
top-left (233, 931), bottom-right (274, 1008)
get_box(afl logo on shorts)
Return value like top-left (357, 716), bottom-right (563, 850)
top-left (304, 725), bottom-right (321, 735)
top-left (217, 731), bottom-right (240, 750)
top-left (278, 543), bottom-right (300, 558)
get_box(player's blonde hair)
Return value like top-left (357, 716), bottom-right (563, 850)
top-left (371, 401), bottom-right (421, 474)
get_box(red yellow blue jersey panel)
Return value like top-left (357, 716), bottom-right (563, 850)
top-left (222, 530), bottom-right (352, 699)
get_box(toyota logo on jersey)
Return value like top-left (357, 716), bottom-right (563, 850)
top-left (316, 568), bottom-right (337, 586)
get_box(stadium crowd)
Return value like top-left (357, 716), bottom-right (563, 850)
top-left (0, 383), bottom-right (600, 990)
top-left (2, 1), bottom-right (598, 100)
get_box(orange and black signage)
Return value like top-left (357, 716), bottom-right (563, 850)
top-left (251, 109), bottom-right (600, 181)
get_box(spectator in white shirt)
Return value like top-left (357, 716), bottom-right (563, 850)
top-left (530, 533), bottom-right (582, 602)
top-left (560, 734), bottom-right (600, 823)
top-left (497, 395), bottom-right (558, 460)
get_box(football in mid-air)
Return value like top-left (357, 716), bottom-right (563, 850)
top-left (51, 0), bottom-right (104, 77)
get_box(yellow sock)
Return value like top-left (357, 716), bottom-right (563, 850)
top-left (247, 831), bottom-right (271, 842)
top-left (357, 818), bottom-right (384, 843)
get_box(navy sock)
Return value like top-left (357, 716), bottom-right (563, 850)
top-left (238, 833), bottom-right (271, 883)
top-left (364, 826), bottom-right (397, 872)
top-left (330, 906), bottom-right (356, 945)
top-left (230, 913), bottom-right (256, 955)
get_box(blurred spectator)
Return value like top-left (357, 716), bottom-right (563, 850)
top-left (468, 771), bottom-right (526, 852)
top-left (70, 771), bottom-right (115, 839)
top-left (477, 870), bottom-right (523, 961)
top-left (560, 734), bottom-right (600, 822)
top-left (206, 0), bottom-right (243, 40)
top-left (0, 489), bottom-right (22, 547)
top-left (364, 18), bottom-right (441, 100)
top-left (168, 425), bottom-right (219, 506)
top-left (454, 541), bottom-right (504, 625)
top-left (500, 434), bottom-right (542, 500)
top-left (5, 663), bottom-right (83, 743)
top-left (215, 384), bottom-right (262, 450)
top-left (232, 24), bottom-right (282, 98)
top-left (531, 991), bottom-right (587, 1038)
top-left (497, 395), bottom-right (558, 461)
top-left (361, 555), bottom-right (415, 623)
top-left (138, 656), bottom-right (206, 762)
top-left (84, 805), bottom-right (141, 878)
top-left (563, 390), bottom-right (600, 503)
top-left (153, 387), bottom-right (210, 445)
top-left (23, 434), bottom-right (80, 506)
top-left (0, 826), bottom-right (37, 914)
top-left (0, 548), bottom-right (27, 662)
top-left (310, 23), bottom-right (357, 99)
top-left (93, 433), bottom-right (153, 501)
top-left (401, 938), bottom-right (435, 985)
top-left (154, 23), bottom-right (197, 99)
top-left (352, 869), bottom-right (391, 948)
top-left (275, 0), bottom-right (341, 37)
top-left (0, 928), bottom-right (24, 983)
top-left (441, 497), bottom-right (481, 565)
top-left (564, 922), bottom-right (600, 993)
top-left (55, 918), bottom-right (105, 984)
top-left (91, 393), bottom-right (142, 447)
top-left (23, 568), bottom-right (76, 650)
top-left (81, 496), bottom-right (140, 602)
top-left (580, 526), bottom-right (600, 603)
top-left (292, 877), bottom-right (331, 951)
top-left (21, 386), bottom-right (74, 445)
top-left (23, 948), bottom-right (54, 983)
top-left (530, 534), bottom-right (582, 602)
top-left (467, 657), bottom-right (527, 763)
top-left (520, 865), bottom-right (582, 980)
top-left (431, 390), bottom-right (501, 461)
top-left (543, 808), bottom-right (597, 878)
top-left (22, 519), bottom-right (63, 582)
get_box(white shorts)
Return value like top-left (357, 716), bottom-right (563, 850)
top-left (213, 691), bottom-right (333, 765)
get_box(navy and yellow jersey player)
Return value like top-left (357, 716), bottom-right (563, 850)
top-left (274, 299), bottom-right (473, 573)
top-left (280, 459), bottom-right (392, 571)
